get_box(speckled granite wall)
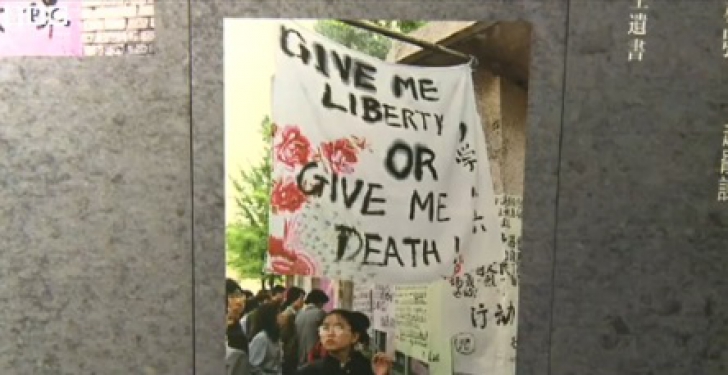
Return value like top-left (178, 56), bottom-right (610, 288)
top-left (551, 1), bottom-right (728, 374)
top-left (0, 1), bottom-right (192, 374)
top-left (8, 0), bottom-right (724, 374)
top-left (0, 0), bottom-right (567, 373)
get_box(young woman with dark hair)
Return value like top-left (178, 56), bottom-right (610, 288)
top-left (243, 291), bottom-right (277, 341)
top-left (296, 309), bottom-right (392, 375)
top-left (249, 302), bottom-right (283, 375)
top-left (279, 287), bottom-right (306, 375)
top-left (280, 287), bottom-right (306, 314)
top-left (226, 279), bottom-right (251, 375)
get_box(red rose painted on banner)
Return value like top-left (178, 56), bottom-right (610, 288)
top-left (271, 252), bottom-right (315, 275)
top-left (291, 253), bottom-right (315, 274)
top-left (271, 179), bottom-right (307, 214)
top-left (274, 125), bottom-right (311, 169)
top-left (321, 139), bottom-right (359, 174)
top-left (268, 220), bottom-right (316, 275)
top-left (269, 235), bottom-right (296, 261)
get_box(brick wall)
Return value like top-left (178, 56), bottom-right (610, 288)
top-left (81, 0), bottom-right (155, 56)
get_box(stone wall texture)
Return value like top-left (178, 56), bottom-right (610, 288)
top-left (1, 0), bottom-right (725, 374)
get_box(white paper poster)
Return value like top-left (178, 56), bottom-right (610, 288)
top-left (372, 284), bottom-right (397, 355)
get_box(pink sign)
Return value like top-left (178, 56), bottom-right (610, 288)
top-left (0, 0), bottom-right (82, 57)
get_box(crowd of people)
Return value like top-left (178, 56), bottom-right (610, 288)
top-left (226, 278), bottom-right (393, 375)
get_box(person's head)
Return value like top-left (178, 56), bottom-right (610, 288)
top-left (226, 278), bottom-right (246, 318)
top-left (304, 288), bottom-right (330, 308)
top-left (271, 285), bottom-right (286, 302)
top-left (318, 309), bottom-right (371, 354)
top-left (281, 286), bottom-right (306, 312)
top-left (242, 290), bottom-right (254, 300)
top-left (255, 289), bottom-right (272, 304)
top-left (243, 296), bottom-right (259, 316)
top-left (254, 302), bottom-right (281, 341)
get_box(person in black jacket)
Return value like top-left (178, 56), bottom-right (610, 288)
top-left (226, 279), bottom-right (251, 375)
top-left (296, 309), bottom-right (392, 375)
top-left (226, 279), bottom-right (249, 352)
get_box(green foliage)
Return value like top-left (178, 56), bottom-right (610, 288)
top-left (314, 20), bottom-right (427, 59)
top-left (226, 116), bottom-right (273, 279)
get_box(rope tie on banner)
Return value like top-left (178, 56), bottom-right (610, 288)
top-left (469, 55), bottom-right (480, 71)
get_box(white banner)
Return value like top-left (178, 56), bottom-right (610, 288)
top-left (267, 21), bottom-right (501, 284)
top-left (444, 194), bottom-right (522, 375)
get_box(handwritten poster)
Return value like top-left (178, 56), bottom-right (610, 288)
top-left (393, 283), bottom-right (451, 374)
top-left (351, 282), bottom-right (374, 341)
top-left (442, 194), bottom-right (521, 375)
top-left (371, 284), bottom-right (397, 355)
top-left (352, 283), bottom-right (373, 325)
top-left (394, 285), bottom-right (431, 362)
top-left (0, 0), bottom-right (82, 56)
top-left (267, 20), bottom-right (502, 284)
top-left (372, 284), bottom-right (396, 332)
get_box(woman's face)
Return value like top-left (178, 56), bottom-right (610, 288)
top-left (227, 292), bottom-right (246, 318)
top-left (276, 311), bottom-right (287, 327)
top-left (318, 313), bottom-right (359, 352)
top-left (294, 296), bottom-right (305, 310)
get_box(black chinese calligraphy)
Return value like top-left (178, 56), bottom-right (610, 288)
top-left (452, 332), bottom-right (476, 355)
top-left (476, 263), bottom-right (497, 287)
top-left (472, 257), bottom-right (518, 289)
top-left (467, 301), bottom-right (517, 330)
top-left (455, 122), bottom-right (477, 171)
top-left (451, 272), bottom-right (478, 298)
top-left (373, 286), bottom-right (396, 330)
top-left (470, 303), bottom-right (488, 329)
top-left (495, 301), bottom-right (516, 326)
top-left (0, 7), bottom-right (5, 33)
top-left (497, 196), bottom-right (523, 224)
top-left (455, 150), bottom-right (476, 172)
top-left (455, 143), bottom-right (476, 171)
top-left (471, 187), bottom-right (487, 233)
top-left (374, 285), bottom-right (394, 309)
